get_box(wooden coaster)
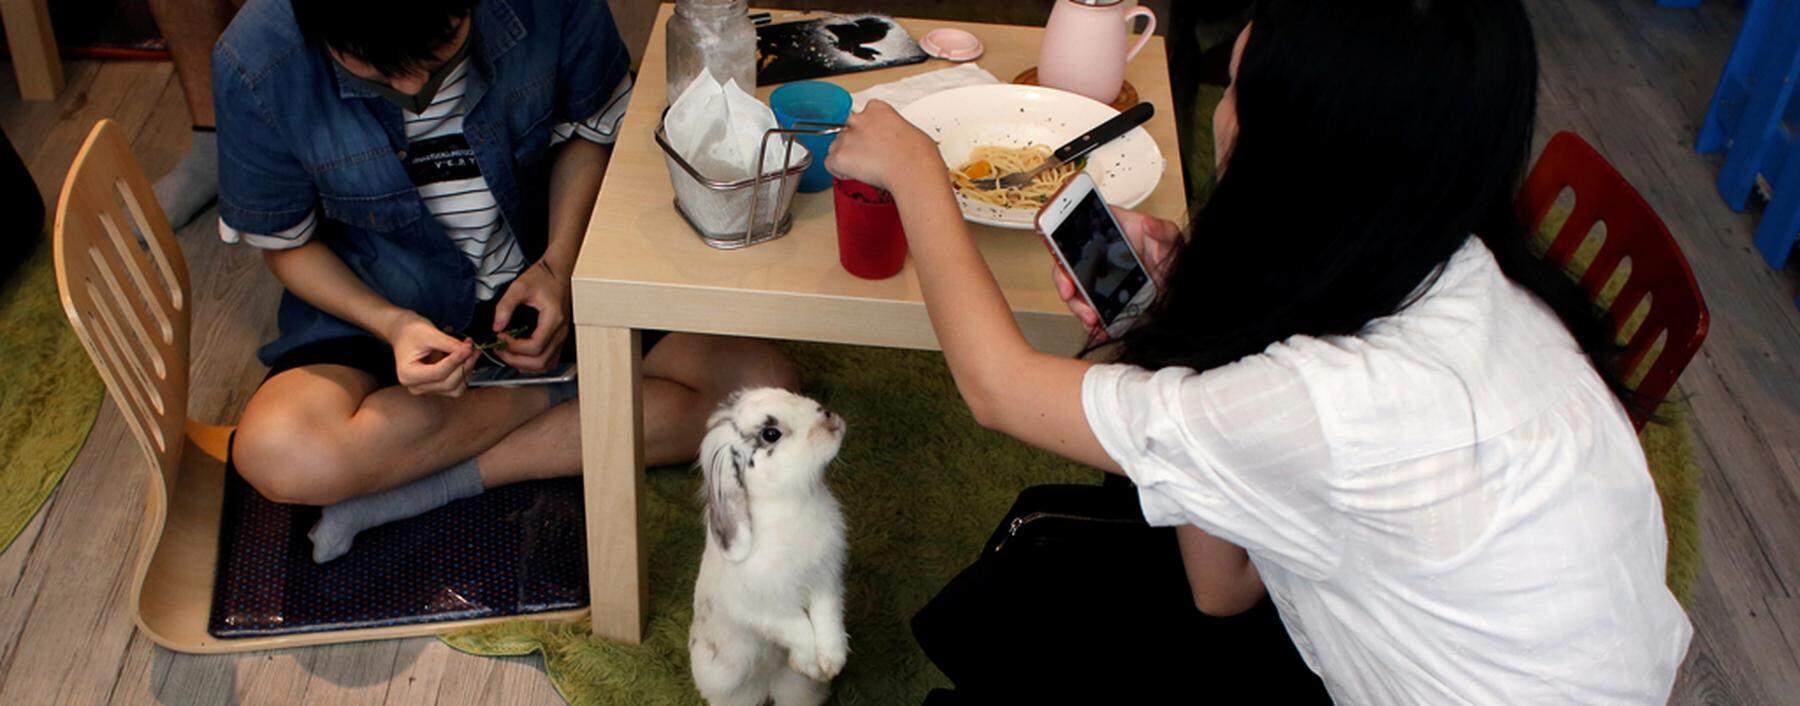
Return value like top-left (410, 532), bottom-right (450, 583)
top-left (1011, 67), bottom-right (1140, 111)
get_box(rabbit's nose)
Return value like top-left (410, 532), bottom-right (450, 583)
top-left (820, 410), bottom-right (844, 433)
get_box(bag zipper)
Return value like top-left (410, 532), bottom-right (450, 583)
top-left (992, 511), bottom-right (1139, 553)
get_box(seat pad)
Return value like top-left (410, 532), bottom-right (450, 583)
top-left (208, 463), bottom-right (588, 638)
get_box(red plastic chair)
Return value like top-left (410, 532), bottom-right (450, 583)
top-left (1516, 132), bottom-right (1709, 429)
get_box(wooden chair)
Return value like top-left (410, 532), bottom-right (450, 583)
top-left (1517, 132), bottom-right (1710, 430)
top-left (53, 119), bottom-right (585, 653)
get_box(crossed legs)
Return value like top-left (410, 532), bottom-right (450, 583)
top-left (232, 333), bottom-right (797, 506)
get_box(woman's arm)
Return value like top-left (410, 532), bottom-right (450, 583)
top-left (1178, 526), bottom-right (1266, 615)
top-left (828, 103), bottom-right (1266, 611)
top-left (829, 103), bottom-right (1120, 472)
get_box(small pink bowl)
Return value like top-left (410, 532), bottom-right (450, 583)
top-left (920, 28), bottom-right (984, 62)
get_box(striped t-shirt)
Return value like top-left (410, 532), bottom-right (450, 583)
top-left (221, 61), bottom-right (633, 302)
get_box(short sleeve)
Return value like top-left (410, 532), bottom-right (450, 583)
top-left (549, 73), bottom-right (633, 147)
top-left (1082, 357), bottom-right (1342, 578)
top-left (554, 0), bottom-right (632, 125)
top-left (212, 44), bottom-right (318, 239)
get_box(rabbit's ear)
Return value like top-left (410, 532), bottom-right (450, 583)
top-left (702, 434), bottom-right (754, 562)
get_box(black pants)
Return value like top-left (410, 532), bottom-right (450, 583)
top-left (912, 483), bottom-right (1332, 704)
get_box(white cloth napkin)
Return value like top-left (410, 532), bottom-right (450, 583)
top-left (667, 67), bottom-right (805, 182)
top-left (851, 63), bottom-right (1000, 112)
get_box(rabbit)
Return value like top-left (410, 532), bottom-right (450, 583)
top-left (689, 388), bottom-right (849, 706)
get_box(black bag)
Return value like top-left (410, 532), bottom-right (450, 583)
top-left (911, 483), bottom-right (1331, 705)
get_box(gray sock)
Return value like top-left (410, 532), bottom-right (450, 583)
top-left (152, 129), bottom-right (219, 229)
top-left (546, 378), bottom-right (580, 407)
top-left (308, 457), bottom-right (486, 563)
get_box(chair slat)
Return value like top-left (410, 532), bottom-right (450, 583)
top-left (80, 281), bottom-right (166, 454)
top-left (1517, 132), bottom-right (1710, 429)
top-left (115, 178), bottom-right (187, 313)
top-left (84, 274), bottom-right (167, 416)
top-left (95, 208), bottom-right (176, 347)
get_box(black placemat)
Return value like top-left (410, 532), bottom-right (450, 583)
top-left (208, 464), bottom-right (587, 638)
top-left (756, 13), bottom-right (927, 87)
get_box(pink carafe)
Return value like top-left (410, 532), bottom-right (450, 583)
top-left (1037, 0), bottom-right (1157, 104)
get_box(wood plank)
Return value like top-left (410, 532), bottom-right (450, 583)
top-left (297, 641), bottom-right (405, 706)
top-left (0, 411), bottom-right (158, 705)
top-left (0, 61), bottom-right (98, 171)
top-left (24, 61), bottom-right (174, 200)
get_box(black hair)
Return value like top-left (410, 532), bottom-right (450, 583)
top-left (292, 0), bottom-right (478, 78)
top-left (1109, 0), bottom-right (1643, 415)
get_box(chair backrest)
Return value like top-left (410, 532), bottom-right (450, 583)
top-left (52, 119), bottom-right (191, 477)
top-left (1517, 132), bottom-right (1709, 428)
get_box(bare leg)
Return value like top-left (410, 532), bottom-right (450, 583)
top-left (232, 363), bottom-right (555, 505)
top-left (294, 333), bottom-right (795, 562)
top-left (148, 0), bottom-right (237, 126)
top-left (145, 0), bottom-right (241, 226)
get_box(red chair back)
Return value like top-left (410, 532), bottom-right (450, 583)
top-left (1517, 132), bottom-right (1708, 429)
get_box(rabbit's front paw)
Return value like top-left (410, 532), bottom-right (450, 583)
top-left (816, 636), bottom-right (847, 680)
top-left (787, 640), bottom-right (826, 681)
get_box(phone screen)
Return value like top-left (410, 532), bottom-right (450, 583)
top-left (1051, 188), bottom-right (1151, 325)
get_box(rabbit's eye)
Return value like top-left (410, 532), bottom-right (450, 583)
top-left (760, 427), bottom-right (783, 444)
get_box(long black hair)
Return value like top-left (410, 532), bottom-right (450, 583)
top-left (1112, 0), bottom-right (1639, 412)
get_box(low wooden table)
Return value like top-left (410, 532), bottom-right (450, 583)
top-left (572, 5), bottom-right (1186, 643)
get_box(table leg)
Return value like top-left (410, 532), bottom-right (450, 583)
top-left (1, 0), bottom-right (64, 101)
top-left (576, 324), bottom-right (647, 644)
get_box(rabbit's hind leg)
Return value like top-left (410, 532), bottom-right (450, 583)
top-left (770, 667), bottom-right (829, 706)
top-left (691, 623), bottom-right (776, 706)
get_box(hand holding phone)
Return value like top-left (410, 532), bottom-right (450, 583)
top-left (1036, 173), bottom-right (1166, 339)
top-left (1051, 208), bottom-right (1181, 337)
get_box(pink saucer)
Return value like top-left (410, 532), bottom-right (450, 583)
top-left (920, 28), bottom-right (984, 62)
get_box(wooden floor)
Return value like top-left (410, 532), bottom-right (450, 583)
top-left (2, 1), bottom-right (1797, 704)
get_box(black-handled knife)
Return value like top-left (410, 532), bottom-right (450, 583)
top-left (976, 102), bottom-right (1156, 190)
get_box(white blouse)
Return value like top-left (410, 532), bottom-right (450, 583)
top-left (1082, 239), bottom-right (1691, 705)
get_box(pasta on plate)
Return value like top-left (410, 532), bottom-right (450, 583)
top-left (950, 145), bottom-right (1085, 209)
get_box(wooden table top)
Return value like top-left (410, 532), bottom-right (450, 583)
top-left (571, 4), bottom-right (1186, 354)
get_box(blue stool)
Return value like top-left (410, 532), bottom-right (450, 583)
top-left (1696, 0), bottom-right (1800, 269)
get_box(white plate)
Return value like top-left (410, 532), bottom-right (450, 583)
top-left (898, 84), bottom-right (1164, 229)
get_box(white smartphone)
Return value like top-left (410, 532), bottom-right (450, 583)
top-left (1035, 172), bottom-right (1158, 339)
top-left (467, 359), bottom-right (576, 388)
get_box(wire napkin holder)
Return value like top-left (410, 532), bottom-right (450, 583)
top-left (655, 110), bottom-right (844, 249)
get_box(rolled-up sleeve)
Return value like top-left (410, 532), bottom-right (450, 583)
top-left (1081, 355), bottom-right (1342, 579)
top-left (212, 44), bottom-right (318, 245)
top-left (549, 73), bottom-right (633, 147)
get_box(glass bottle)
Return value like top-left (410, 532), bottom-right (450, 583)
top-left (665, 0), bottom-right (757, 102)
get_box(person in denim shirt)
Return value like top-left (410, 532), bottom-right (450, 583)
top-left (217, 0), bottom-right (796, 562)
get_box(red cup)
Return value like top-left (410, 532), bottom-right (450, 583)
top-left (832, 178), bottom-right (908, 280)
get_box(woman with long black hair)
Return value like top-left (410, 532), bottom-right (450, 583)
top-left (826, 0), bottom-right (1691, 703)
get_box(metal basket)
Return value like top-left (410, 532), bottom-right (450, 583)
top-left (656, 112), bottom-right (843, 249)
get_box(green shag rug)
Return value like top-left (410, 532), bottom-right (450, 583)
top-left (0, 231), bottom-right (106, 554)
top-left (442, 342), bottom-right (1704, 705)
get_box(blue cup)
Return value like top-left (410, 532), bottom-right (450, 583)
top-left (770, 81), bottom-right (853, 193)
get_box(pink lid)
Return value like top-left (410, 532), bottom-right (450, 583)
top-left (920, 28), bottom-right (984, 62)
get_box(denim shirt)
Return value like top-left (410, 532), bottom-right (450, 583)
top-left (213, 0), bottom-right (630, 365)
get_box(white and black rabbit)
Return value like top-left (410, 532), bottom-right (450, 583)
top-left (689, 388), bottom-right (848, 706)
